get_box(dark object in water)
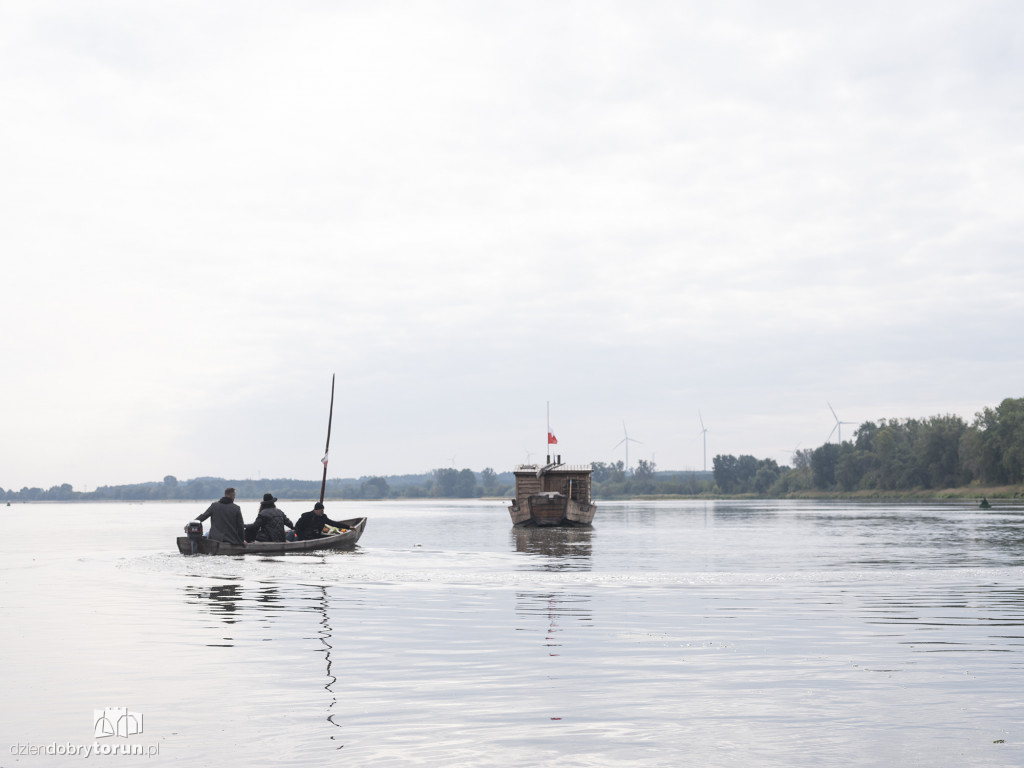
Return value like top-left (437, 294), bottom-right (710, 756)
top-left (979, 498), bottom-right (992, 509)
top-left (177, 517), bottom-right (366, 554)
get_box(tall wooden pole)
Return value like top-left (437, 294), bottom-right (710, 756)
top-left (319, 374), bottom-right (335, 504)
top-left (546, 401), bottom-right (550, 464)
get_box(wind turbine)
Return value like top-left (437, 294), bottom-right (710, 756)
top-left (698, 412), bottom-right (709, 472)
top-left (827, 403), bottom-right (855, 444)
top-left (614, 422), bottom-right (643, 473)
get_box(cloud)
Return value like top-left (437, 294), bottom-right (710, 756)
top-left (1, 1), bottom-right (1022, 488)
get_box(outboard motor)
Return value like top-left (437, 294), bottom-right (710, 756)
top-left (185, 520), bottom-right (204, 555)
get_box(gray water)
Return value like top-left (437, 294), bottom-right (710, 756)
top-left (1, 499), bottom-right (1022, 767)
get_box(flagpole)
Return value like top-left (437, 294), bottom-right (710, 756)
top-left (319, 374), bottom-right (335, 504)
top-left (546, 401), bottom-right (550, 464)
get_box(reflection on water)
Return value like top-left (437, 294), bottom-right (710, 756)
top-left (515, 592), bottom-right (593, 657)
top-left (511, 526), bottom-right (593, 569)
top-left (183, 578), bottom-right (346, 747)
top-left (313, 584), bottom-right (344, 749)
top-left (185, 579), bottom-right (245, 628)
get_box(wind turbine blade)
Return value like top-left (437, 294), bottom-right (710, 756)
top-left (828, 424), bottom-right (839, 441)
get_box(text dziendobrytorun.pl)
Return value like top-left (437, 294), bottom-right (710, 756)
top-left (10, 742), bottom-right (160, 758)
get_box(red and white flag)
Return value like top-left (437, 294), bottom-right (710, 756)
top-left (321, 452), bottom-right (329, 467)
top-left (547, 431), bottom-right (558, 445)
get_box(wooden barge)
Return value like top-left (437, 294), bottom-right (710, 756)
top-left (508, 458), bottom-right (597, 527)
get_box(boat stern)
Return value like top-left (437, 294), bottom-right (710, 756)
top-left (565, 500), bottom-right (596, 525)
top-left (508, 500), bottom-right (532, 525)
top-left (527, 492), bottom-right (569, 526)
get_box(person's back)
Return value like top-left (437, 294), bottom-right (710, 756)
top-left (197, 488), bottom-right (246, 546)
top-left (254, 506), bottom-right (293, 542)
top-left (253, 494), bottom-right (293, 542)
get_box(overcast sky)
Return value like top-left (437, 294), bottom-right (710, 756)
top-left (2, 1), bottom-right (1022, 491)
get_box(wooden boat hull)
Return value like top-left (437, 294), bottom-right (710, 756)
top-left (177, 517), bottom-right (366, 555)
top-left (508, 496), bottom-right (595, 527)
top-left (509, 461), bottom-right (597, 527)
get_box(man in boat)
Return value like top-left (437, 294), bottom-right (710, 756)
top-left (196, 488), bottom-right (247, 547)
top-left (294, 502), bottom-right (347, 540)
top-left (252, 493), bottom-right (295, 542)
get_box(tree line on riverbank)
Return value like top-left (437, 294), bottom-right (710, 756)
top-left (4, 397), bottom-right (1022, 501)
top-left (0, 462), bottom-right (713, 503)
top-left (712, 397), bottom-right (1024, 495)
top-left (0, 468), bottom-right (518, 503)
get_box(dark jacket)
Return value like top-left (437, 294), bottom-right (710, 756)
top-left (253, 504), bottom-right (295, 542)
top-left (295, 509), bottom-right (345, 540)
top-left (197, 497), bottom-right (246, 545)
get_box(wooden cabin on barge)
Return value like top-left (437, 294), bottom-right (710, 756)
top-left (508, 456), bottom-right (597, 527)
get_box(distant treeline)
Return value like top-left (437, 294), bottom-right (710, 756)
top-left (0, 462), bottom-right (713, 503)
top-left (713, 397), bottom-right (1024, 495)
top-left (0, 468), bottom-right (517, 503)
top-left (5, 397), bottom-right (1024, 501)
top-left (591, 461), bottom-right (715, 497)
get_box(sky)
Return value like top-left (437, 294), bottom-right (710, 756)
top-left (2, 1), bottom-right (1023, 491)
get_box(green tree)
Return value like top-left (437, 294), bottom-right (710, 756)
top-left (432, 468), bottom-right (458, 497)
top-left (591, 461), bottom-right (626, 484)
top-left (914, 415), bottom-right (967, 488)
top-left (455, 468), bottom-right (477, 497)
top-left (480, 468), bottom-right (498, 494)
top-left (810, 444), bottom-right (840, 489)
top-left (792, 449), bottom-right (814, 471)
top-left (360, 476), bottom-right (389, 499)
top-left (975, 398), bottom-right (1024, 484)
top-left (736, 455), bottom-right (759, 490)
top-left (713, 454), bottom-right (740, 493)
top-left (753, 461), bottom-right (781, 493)
top-left (633, 459), bottom-right (654, 480)
top-left (632, 459), bottom-right (657, 493)
top-left (836, 448), bottom-right (871, 491)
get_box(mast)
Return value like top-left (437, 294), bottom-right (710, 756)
top-left (319, 374), bottom-right (335, 504)
top-left (546, 400), bottom-right (559, 464)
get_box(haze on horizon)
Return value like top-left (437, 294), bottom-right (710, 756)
top-left (2, 1), bottom-right (1022, 492)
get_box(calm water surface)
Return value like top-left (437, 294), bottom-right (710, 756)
top-left (1, 499), bottom-right (1022, 767)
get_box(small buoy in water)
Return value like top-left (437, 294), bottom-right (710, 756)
top-left (980, 497), bottom-right (992, 509)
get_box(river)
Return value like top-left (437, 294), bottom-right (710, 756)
top-left (1, 499), bottom-right (1021, 766)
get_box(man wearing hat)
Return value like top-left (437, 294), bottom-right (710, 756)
top-left (251, 492), bottom-right (295, 542)
top-left (295, 502), bottom-right (347, 541)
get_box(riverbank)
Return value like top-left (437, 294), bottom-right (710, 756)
top-left (601, 484), bottom-right (1024, 503)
